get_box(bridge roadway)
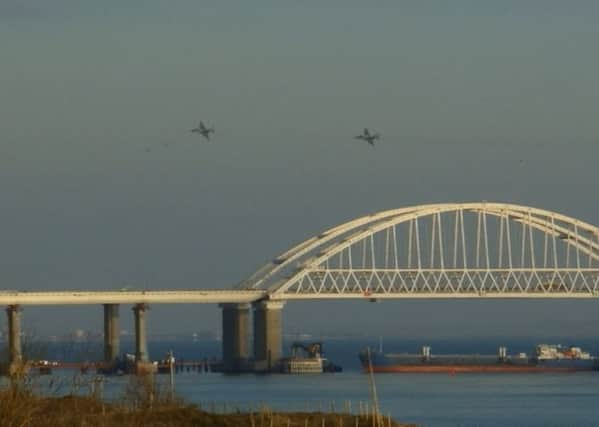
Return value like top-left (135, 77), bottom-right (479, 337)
top-left (0, 290), bottom-right (266, 305)
top-left (1, 289), bottom-right (270, 376)
top-left (2, 289), bottom-right (599, 305)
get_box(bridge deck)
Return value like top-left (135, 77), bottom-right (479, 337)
top-left (0, 290), bottom-right (266, 305)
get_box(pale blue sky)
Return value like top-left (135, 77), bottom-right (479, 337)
top-left (1, 1), bottom-right (599, 337)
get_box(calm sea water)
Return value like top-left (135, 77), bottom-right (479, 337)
top-left (3, 337), bottom-right (599, 427)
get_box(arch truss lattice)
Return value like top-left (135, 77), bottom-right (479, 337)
top-left (238, 203), bottom-right (599, 300)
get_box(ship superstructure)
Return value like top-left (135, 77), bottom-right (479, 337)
top-left (280, 342), bottom-right (342, 374)
top-left (535, 344), bottom-right (591, 360)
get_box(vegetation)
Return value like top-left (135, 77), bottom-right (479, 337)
top-left (0, 375), bottom-right (415, 427)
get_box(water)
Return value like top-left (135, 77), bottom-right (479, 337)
top-left (3, 337), bottom-right (599, 426)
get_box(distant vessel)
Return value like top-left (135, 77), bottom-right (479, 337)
top-left (359, 344), bottom-right (599, 373)
top-left (280, 342), bottom-right (342, 374)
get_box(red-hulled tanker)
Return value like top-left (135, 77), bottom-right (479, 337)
top-left (359, 344), bottom-right (599, 373)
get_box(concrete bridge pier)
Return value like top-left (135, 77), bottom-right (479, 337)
top-left (6, 305), bottom-right (24, 375)
top-left (252, 301), bottom-right (285, 372)
top-left (103, 304), bottom-right (120, 363)
top-left (132, 303), bottom-right (155, 374)
top-left (220, 303), bottom-right (250, 373)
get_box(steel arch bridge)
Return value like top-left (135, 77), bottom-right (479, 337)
top-left (237, 203), bottom-right (599, 300)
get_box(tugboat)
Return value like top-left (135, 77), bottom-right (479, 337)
top-left (97, 353), bottom-right (158, 375)
top-left (157, 351), bottom-right (176, 374)
top-left (280, 342), bottom-right (342, 374)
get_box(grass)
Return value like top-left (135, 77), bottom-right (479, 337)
top-left (0, 368), bottom-right (416, 427)
top-left (0, 385), bottom-right (417, 427)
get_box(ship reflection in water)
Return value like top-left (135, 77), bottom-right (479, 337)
top-left (359, 343), bottom-right (599, 373)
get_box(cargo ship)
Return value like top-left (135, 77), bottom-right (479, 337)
top-left (359, 344), bottom-right (599, 373)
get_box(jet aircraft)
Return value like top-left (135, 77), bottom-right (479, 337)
top-left (355, 128), bottom-right (380, 146)
top-left (191, 121), bottom-right (215, 140)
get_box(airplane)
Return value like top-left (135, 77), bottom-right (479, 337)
top-left (354, 128), bottom-right (380, 146)
top-left (190, 121), bottom-right (215, 141)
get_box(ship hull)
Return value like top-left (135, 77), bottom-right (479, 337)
top-left (364, 365), bottom-right (594, 373)
top-left (359, 350), bottom-right (599, 373)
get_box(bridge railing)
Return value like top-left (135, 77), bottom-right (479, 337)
top-left (276, 268), bottom-right (599, 298)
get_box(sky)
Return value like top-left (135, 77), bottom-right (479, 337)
top-left (1, 1), bottom-right (599, 338)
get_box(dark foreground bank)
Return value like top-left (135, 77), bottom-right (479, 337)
top-left (0, 389), bottom-right (415, 427)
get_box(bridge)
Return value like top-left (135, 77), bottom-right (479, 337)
top-left (0, 290), bottom-right (264, 305)
top-left (3, 202), bottom-right (599, 373)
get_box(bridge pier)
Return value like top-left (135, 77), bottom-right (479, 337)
top-left (220, 303), bottom-right (250, 373)
top-left (103, 304), bottom-right (120, 363)
top-left (132, 303), bottom-right (155, 374)
top-left (252, 301), bottom-right (284, 372)
top-left (5, 305), bottom-right (24, 375)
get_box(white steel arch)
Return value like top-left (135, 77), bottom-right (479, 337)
top-left (237, 203), bottom-right (599, 300)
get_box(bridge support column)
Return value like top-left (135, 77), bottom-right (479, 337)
top-left (6, 305), bottom-right (24, 375)
top-left (103, 304), bottom-right (120, 363)
top-left (252, 301), bottom-right (285, 372)
top-left (132, 304), bottom-right (154, 374)
top-left (220, 303), bottom-right (250, 373)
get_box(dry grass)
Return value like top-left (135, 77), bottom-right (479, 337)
top-left (0, 376), bottom-right (416, 427)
